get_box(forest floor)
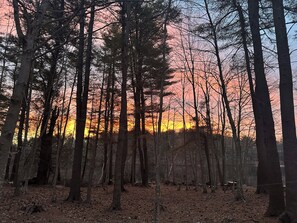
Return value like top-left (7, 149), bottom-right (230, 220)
top-left (0, 184), bottom-right (279, 223)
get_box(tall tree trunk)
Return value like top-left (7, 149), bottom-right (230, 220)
top-left (0, 0), bottom-right (49, 196)
top-left (24, 81), bottom-right (32, 145)
top-left (43, 106), bottom-right (59, 181)
top-left (11, 92), bottom-right (27, 183)
top-left (245, 0), bottom-right (285, 216)
top-left (82, 93), bottom-right (95, 182)
top-left (68, 0), bottom-right (93, 201)
top-left (102, 66), bottom-right (112, 184)
top-left (67, 0), bottom-right (86, 201)
top-left (12, 98), bottom-right (26, 196)
top-left (108, 112), bottom-right (114, 185)
top-left (130, 56), bottom-right (137, 185)
top-left (181, 76), bottom-right (188, 190)
top-left (220, 98), bottom-right (226, 186)
top-left (37, 47), bottom-right (60, 185)
top-left (271, 0), bottom-right (297, 221)
top-left (202, 70), bottom-right (221, 190)
top-left (110, 0), bottom-right (130, 210)
top-left (86, 41), bottom-right (104, 202)
top-left (180, 30), bottom-right (206, 193)
top-left (133, 8), bottom-right (147, 186)
top-left (154, 1), bottom-right (172, 221)
top-left (237, 0), bottom-right (268, 195)
top-left (108, 63), bottom-right (116, 185)
top-left (23, 116), bottom-right (42, 193)
top-left (55, 70), bottom-right (76, 186)
top-left (52, 71), bottom-right (67, 202)
top-left (204, 0), bottom-right (244, 200)
top-left (140, 88), bottom-right (149, 186)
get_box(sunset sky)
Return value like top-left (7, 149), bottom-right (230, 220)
top-left (0, 1), bottom-right (297, 142)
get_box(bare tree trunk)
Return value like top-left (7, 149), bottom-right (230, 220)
top-left (52, 36), bottom-right (67, 204)
top-left (68, 0), bottom-right (93, 201)
top-left (108, 64), bottom-right (116, 185)
top-left (37, 46), bottom-right (60, 185)
top-left (13, 97), bottom-right (27, 196)
top-left (140, 88), bottom-right (149, 186)
top-left (271, 0), bottom-right (297, 221)
top-left (67, 0), bottom-right (86, 201)
top-left (102, 65), bottom-right (112, 184)
top-left (86, 44), bottom-right (105, 202)
top-left (133, 7), bottom-right (147, 186)
top-left (11, 80), bottom-right (30, 185)
top-left (219, 97), bottom-right (226, 186)
top-left (0, 0), bottom-right (49, 196)
top-left (130, 70), bottom-right (137, 185)
top-left (204, 0), bottom-right (244, 200)
top-left (82, 92), bottom-right (95, 182)
top-left (202, 68), bottom-right (221, 191)
top-left (244, 0), bottom-right (285, 215)
top-left (23, 114), bottom-right (43, 193)
top-left (53, 69), bottom-right (76, 194)
top-left (181, 77), bottom-right (188, 190)
top-left (36, 0), bottom-right (66, 181)
top-left (110, 0), bottom-right (130, 210)
top-left (154, 1), bottom-right (172, 221)
top-left (180, 29), bottom-right (206, 193)
top-left (170, 109), bottom-right (176, 185)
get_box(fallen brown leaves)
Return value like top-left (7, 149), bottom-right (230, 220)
top-left (0, 184), bottom-right (279, 223)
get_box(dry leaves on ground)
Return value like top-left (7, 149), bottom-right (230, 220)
top-left (0, 184), bottom-right (279, 223)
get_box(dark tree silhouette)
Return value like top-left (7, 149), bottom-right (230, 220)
top-left (110, 0), bottom-right (130, 210)
top-left (271, 0), bottom-right (297, 222)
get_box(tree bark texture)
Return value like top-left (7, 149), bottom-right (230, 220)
top-left (111, 0), bottom-right (129, 210)
top-left (271, 0), bottom-right (297, 221)
top-left (247, 0), bottom-right (285, 216)
top-left (0, 0), bottom-right (49, 196)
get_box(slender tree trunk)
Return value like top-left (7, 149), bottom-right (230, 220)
top-left (110, 0), bottom-right (130, 210)
top-left (45, 106), bottom-right (59, 179)
top-left (219, 97), bottom-right (226, 186)
top-left (0, 34), bottom-right (9, 93)
top-left (68, 0), bottom-right (93, 201)
top-left (55, 70), bottom-right (76, 186)
top-left (108, 119), bottom-right (114, 185)
top-left (67, 0), bottom-right (86, 201)
top-left (180, 31), bottom-right (206, 193)
top-left (130, 73), bottom-right (137, 185)
top-left (247, 0), bottom-right (285, 216)
top-left (237, 0), bottom-right (267, 194)
top-left (23, 114), bottom-right (43, 193)
top-left (181, 76), bottom-right (188, 190)
top-left (102, 66), bottom-right (112, 184)
top-left (204, 0), bottom-right (244, 200)
top-left (52, 62), bottom-right (69, 202)
top-left (271, 0), bottom-right (297, 221)
top-left (51, 0), bottom-right (65, 194)
top-left (14, 80), bottom-right (33, 195)
top-left (13, 99), bottom-right (26, 196)
top-left (11, 93), bottom-right (26, 183)
top-left (108, 64), bottom-right (116, 185)
top-left (133, 9), bottom-right (147, 186)
top-left (140, 88), bottom-right (149, 186)
top-left (24, 81), bottom-right (32, 145)
top-left (202, 71), bottom-right (221, 190)
top-left (37, 46), bottom-right (60, 185)
top-left (154, 1), bottom-right (172, 221)
top-left (86, 39), bottom-right (104, 202)
top-left (0, 0), bottom-right (49, 195)
top-left (82, 93), bottom-right (95, 182)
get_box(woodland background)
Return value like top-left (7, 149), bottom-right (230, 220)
top-left (0, 0), bottom-right (297, 222)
